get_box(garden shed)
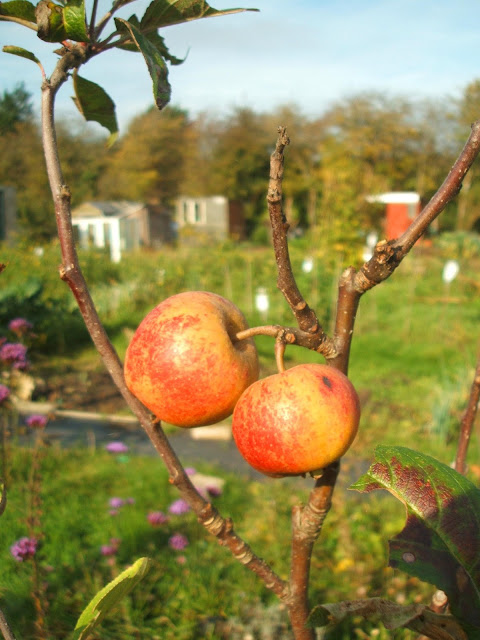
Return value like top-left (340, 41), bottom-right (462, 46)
top-left (367, 191), bottom-right (421, 239)
top-left (71, 201), bottom-right (174, 262)
top-left (176, 196), bottom-right (245, 242)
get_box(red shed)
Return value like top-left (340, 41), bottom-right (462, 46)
top-left (367, 192), bottom-right (421, 240)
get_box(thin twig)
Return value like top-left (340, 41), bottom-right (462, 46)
top-left (89, 0), bottom-right (100, 41)
top-left (236, 324), bottom-right (338, 358)
top-left (455, 351), bottom-right (480, 474)
top-left (0, 608), bottom-right (16, 640)
top-left (267, 127), bottom-right (336, 359)
top-left (40, 54), bottom-right (288, 604)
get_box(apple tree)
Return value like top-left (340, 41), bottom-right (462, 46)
top-left (1, 2), bottom-right (480, 639)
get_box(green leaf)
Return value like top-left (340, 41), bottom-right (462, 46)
top-left (140, 0), bottom-right (258, 31)
top-left (116, 17), bottom-right (171, 110)
top-left (35, 0), bottom-right (67, 42)
top-left (72, 557), bottom-right (152, 640)
top-left (0, 0), bottom-right (36, 22)
top-left (350, 446), bottom-right (480, 628)
top-left (63, 0), bottom-right (88, 41)
top-left (115, 13), bottom-right (184, 65)
top-left (72, 73), bottom-right (118, 144)
top-left (2, 45), bottom-right (41, 66)
top-left (35, 0), bottom-right (88, 41)
top-left (307, 598), bottom-right (469, 639)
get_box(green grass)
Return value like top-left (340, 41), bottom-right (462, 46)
top-left (0, 445), bottom-right (428, 640)
top-left (1, 237), bottom-right (479, 637)
top-left (2, 239), bottom-right (479, 462)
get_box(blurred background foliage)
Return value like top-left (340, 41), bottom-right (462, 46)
top-left (2, 79), bottom-right (480, 243)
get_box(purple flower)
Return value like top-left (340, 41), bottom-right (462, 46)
top-left (185, 467), bottom-right (196, 476)
top-left (10, 537), bottom-right (37, 561)
top-left (0, 342), bottom-right (28, 369)
top-left (25, 414), bottom-right (48, 429)
top-left (168, 499), bottom-right (191, 515)
top-left (109, 497), bottom-right (124, 509)
top-left (101, 538), bottom-right (120, 556)
top-left (109, 510), bottom-right (119, 517)
top-left (0, 385), bottom-right (10, 404)
top-left (8, 318), bottom-right (33, 336)
top-left (147, 511), bottom-right (169, 526)
top-left (125, 497), bottom-right (135, 504)
top-left (168, 533), bottom-right (189, 551)
top-left (105, 441), bottom-right (128, 454)
top-left (100, 544), bottom-right (117, 556)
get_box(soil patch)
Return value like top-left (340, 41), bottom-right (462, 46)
top-left (35, 364), bottom-right (127, 415)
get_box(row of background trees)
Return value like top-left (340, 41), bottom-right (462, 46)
top-left (2, 80), bottom-right (480, 244)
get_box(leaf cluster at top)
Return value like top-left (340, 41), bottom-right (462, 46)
top-left (1, 0), bottom-right (257, 138)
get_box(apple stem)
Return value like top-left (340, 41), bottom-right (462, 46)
top-left (274, 336), bottom-right (286, 373)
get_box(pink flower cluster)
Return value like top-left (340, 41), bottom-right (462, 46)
top-left (108, 496), bottom-right (135, 516)
top-left (168, 533), bottom-right (189, 551)
top-left (8, 318), bottom-right (33, 337)
top-left (0, 384), bottom-right (10, 405)
top-left (105, 441), bottom-right (128, 454)
top-left (147, 511), bottom-right (169, 526)
top-left (101, 537), bottom-right (121, 557)
top-left (10, 537), bottom-right (37, 561)
top-left (25, 414), bottom-right (48, 429)
top-left (0, 342), bottom-right (28, 370)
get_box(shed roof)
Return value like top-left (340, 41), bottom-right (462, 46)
top-left (72, 201), bottom-right (145, 219)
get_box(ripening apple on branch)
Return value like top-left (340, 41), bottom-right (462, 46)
top-left (124, 291), bottom-right (259, 428)
top-left (232, 363), bottom-right (361, 477)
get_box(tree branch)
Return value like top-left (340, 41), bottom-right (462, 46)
top-left (40, 55), bottom-right (288, 606)
top-left (267, 127), bottom-right (336, 359)
top-left (287, 463), bottom-right (340, 640)
top-left (455, 351), bottom-right (480, 475)
top-left (329, 119), bottom-right (480, 372)
top-left (0, 608), bottom-right (16, 640)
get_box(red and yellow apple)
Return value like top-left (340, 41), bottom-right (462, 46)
top-left (124, 291), bottom-right (259, 428)
top-left (232, 363), bottom-right (360, 477)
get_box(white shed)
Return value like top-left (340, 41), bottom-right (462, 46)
top-left (71, 201), bottom-right (149, 262)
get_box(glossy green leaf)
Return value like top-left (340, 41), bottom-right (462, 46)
top-left (140, 0), bottom-right (258, 30)
top-left (115, 13), bottom-right (184, 65)
top-left (35, 0), bottom-right (67, 42)
top-left (72, 557), bottom-right (152, 640)
top-left (0, 0), bottom-right (36, 22)
top-left (72, 73), bottom-right (118, 144)
top-left (2, 45), bottom-right (41, 66)
top-left (350, 446), bottom-right (480, 628)
top-left (63, 0), bottom-right (88, 41)
top-left (116, 17), bottom-right (171, 110)
top-left (308, 598), bottom-right (469, 639)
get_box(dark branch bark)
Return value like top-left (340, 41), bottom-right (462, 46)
top-left (40, 56), bottom-right (288, 606)
top-left (455, 352), bottom-right (480, 475)
top-left (287, 463), bottom-right (339, 640)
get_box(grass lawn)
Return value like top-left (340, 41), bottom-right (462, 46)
top-left (0, 445), bottom-right (430, 640)
top-left (0, 236), bottom-right (479, 638)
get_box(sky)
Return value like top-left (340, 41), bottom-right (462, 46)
top-left (1, 0), bottom-right (480, 134)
